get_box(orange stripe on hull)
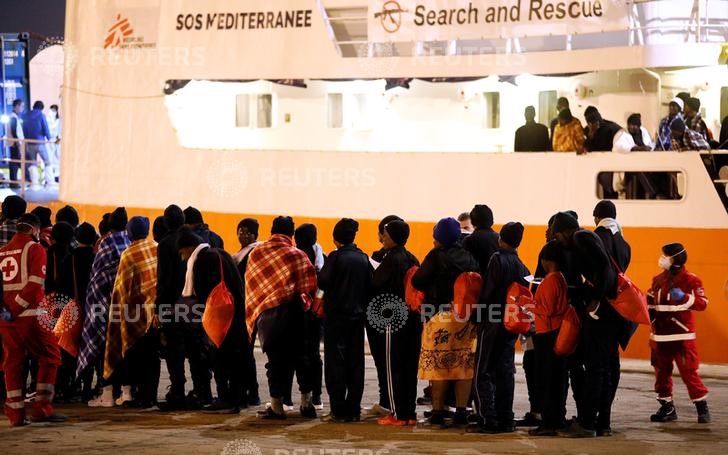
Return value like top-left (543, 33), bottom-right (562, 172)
top-left (41, 202), bottom-right (728, 363)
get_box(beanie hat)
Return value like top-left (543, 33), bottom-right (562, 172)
top-left (593, 200), bottom-right (617, 219)
top-left (56, 205), bottom-right (79, 227)
top-left (384, 220), bottom-right (410, 246)
top-left (99, 213), bottom-right (111, 235)
top-left (676, 92), bottom-right (690, 105)
top-left (2, 195), bottom-right (27, 220)
top-left (550, 211), bottom-right (580, 235)
top-left (127, 216), bottom-right (150, 241)
top-left (662, 242), bottom-right (688, 266)
top-left (584, 106), bottom-right (602, 123)
top-left (295, 223), bottom-right (318, 249)
top-left (378, 215), bottom-right (403, 234)
top-left (109, 207), bottom-right (128, 232)
top-left (271, 216), bottom-right (295, 237)
top-left (670, 97), bottom-right (684, 111)
top-left (333, 218), bottom-right (359, 245)
top-left (51, 221), bottom-right (75, 244)
top-left (17, 213), bottom-right (40, 229)
top-left (183, 206), bottom-right (204, 225)
top-left (627, 113), bottom-right (641, 126)
top-left (176, 227), bottom-right (203, 250)
top-left (670, 117), bottom-right (686, 133)
top-left (164, 204), bottom-right (185, 231)
top-left (31, 206), bottom-right (52, 228)
top-left (686, 97), bottom-right (701, 112)
top-left (500, 222), bottom-right (525, 248)
top-left (152, 216), bottom-right (168, 242)
top-left (75, 222), bottom-right (99, 246)
top-left (539, 239), bottom-right (563, 264)
top-left (470, 204), bottom-right (494, 229)
top-left (433, 217), bottom-right (461, 247)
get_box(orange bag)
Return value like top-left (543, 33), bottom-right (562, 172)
top-left (311, 290), bottom-right (325, 319)
top-left (54, 299), bottom-right (83, 357)
top-left (554, 306), bottom-right (581, 356)
top-left (453, 272), bottom-right (482, 320)
top-left (53, 257), bottom-right (83, 357)
top-left (504, 283), bottom-right (533, 334)
top-left (404, 266), bottom-right (425, 314)
top-left (608, 259), bottom-right (650, 325)
top-left (202, 254), bottom-right (235, 348)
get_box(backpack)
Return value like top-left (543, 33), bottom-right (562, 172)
top-left (504, 282), bottom-right (534, 334)
top-left (554, 305), bottom-right (581, 356)
top-left (453, 272), bottom-right (482, 321)
top-left (202, 253), bottom-right (235, 348)
top-left (404, 266), bottom-right (425, 314)
top-left (608, 258), bottom-right (650, 325)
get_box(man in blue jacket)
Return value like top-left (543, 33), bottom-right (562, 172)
top-left (22, 101), bottom-right (55, 187)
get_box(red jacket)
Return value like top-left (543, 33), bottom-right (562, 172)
top-left (0, 233), bottom-right (47, 319)
top-left (647, 268), bottom-right (708, 343)
top-left (532, 272), bottom-right (570, 334)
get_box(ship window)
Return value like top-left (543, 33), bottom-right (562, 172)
top-left (327, 93), bottom-right (344, 128)
top-left (596, 171), bottom-right (685, 200)
top-left (235, 94), bottom-right (250, 127)
top-left (482, 92), bottom-right (500, 129)
top-left (538, 90), bottom-right (557, 126)
top-left (256, 94), bottom-right (273, 128)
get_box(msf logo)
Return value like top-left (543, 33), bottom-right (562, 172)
top-left (374, 1), bottom-right (408, 33)
top-left (104, 14), bottom-right (134, 49)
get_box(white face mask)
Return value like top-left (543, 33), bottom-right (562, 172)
top-left (658, 255), bottom-right (673, 270)
top-left (658, 249), bottom-right (685, 270)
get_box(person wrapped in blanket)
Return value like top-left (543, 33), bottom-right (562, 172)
top-left (412, 217), bottom-right (479, 428)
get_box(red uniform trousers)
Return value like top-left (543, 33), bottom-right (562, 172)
top-left (0, 315), bottom-right (62, 425)
top-left (651, 340), bottom-right (708, 402)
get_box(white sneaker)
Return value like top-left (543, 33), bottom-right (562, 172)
top-left (362, 403), bottom-right (391, 417)
top-left (88, 394), bottom-right (114, 408)
top-left (265, 402), bottom-right (294, 412)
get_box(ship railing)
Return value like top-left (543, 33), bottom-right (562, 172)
top-left (0, 136), bottom-right (59, 199)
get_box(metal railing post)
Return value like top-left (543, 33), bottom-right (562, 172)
top-left (19, 139), bottom-right (25, 199)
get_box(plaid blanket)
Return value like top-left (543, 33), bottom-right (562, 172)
top-left (76, 231), bottom-right (131, 378)
top-left (104, 238), bottom-right (157, 379)
top-left (244, 234), bottom-right (317, 338)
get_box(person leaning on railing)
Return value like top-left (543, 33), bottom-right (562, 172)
top-left (552, 108), bottom-right (585, 153)
top-left (670, 118), bottom-right (710, 152)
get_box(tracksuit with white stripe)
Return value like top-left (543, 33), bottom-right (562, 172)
top-left (0, 233), bottom-right (61, 425)
top-left (648, 268), bottom-right (709, 402)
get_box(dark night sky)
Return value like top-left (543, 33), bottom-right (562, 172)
top-left (0, 0), bottom-right (66, 57)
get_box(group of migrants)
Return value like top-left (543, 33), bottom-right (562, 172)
top-left (0, 194), bottom-right (711, 436)
top-left (513, 94), bottom-right (725, 199)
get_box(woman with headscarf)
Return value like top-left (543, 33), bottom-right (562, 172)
top-left (371, 220), bottom-right (421, 426)
top-left (412, 217), bottom-right (479, 427)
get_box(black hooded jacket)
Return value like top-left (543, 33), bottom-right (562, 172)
top-left (412, 244), bottom-right (479, 316)
top-left (463, 228), bottom-right (500, 276)
top-left (477, 249), bottom-right (530, 324)
top-left (371, 245), bottom-right (420, 299)
top-left (594, 226), bottom-right (631, 273)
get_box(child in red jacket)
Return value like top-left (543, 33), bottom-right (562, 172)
top-left (647, 243), bottom-right (710, 423)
